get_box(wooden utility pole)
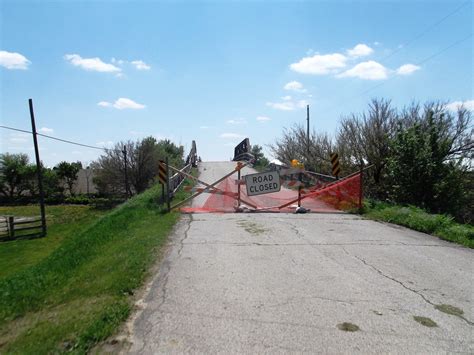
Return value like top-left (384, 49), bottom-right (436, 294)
top-left (306, 104), bottom-right (310, 159)
top-left (28, 99), bottom-right (47, 236)
top-left (122, 146), bottom-right (130, 198)
top-left (359, 160), bottom-right (364, 214)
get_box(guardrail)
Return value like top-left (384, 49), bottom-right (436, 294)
top-left (0, 216), bottom-right (44, 241)
top-left (169, 163), bottom-right (192, 196)
top-left (161, 140), bottom-right (198, 205)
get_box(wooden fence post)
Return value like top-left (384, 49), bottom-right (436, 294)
top-left (166, 157), bottom-right (171, 212)
top-left (8, 216), bottom-right (14, 239)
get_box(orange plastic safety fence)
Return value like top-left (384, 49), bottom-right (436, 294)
top-left (180, 172), bottom-right (361, 213)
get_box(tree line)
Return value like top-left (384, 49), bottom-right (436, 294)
top-left (0, 137), bottom-right (184, 204)
top-left (270, 99), bottom-right (473, 223)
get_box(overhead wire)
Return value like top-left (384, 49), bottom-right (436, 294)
top-left (378, 0), bottom-right (470, 63)
top-left (0, 125), bottom-right (108, 151)
top-left (318, 33), bottom-right (473, 119)
top-left (313, 1), bottom-right (471, 117)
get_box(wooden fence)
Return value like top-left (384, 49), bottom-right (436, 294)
top-left (0, 216), bottom-right (44, 241)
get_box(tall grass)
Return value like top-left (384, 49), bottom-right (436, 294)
top-left (0, 181), bottom-right (192, 353)
top-left (363, 201), bottom-right (474, 248)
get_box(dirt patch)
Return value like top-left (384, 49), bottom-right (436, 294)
top-left (413, 316), bottom-right (438, 327)
top-left (337, 322), bottom-right (360, 332)
top-left (237, 220), bottom-right (267, 235)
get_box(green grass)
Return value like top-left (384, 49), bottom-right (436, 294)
top-left (0, 205), bottom-right (107, 280)
top-left (0, 178), bottom-right (193, 354)
top-left (363, 201), bottom-right (474, 248)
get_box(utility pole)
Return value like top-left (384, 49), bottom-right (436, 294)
top-left (306, 104), bottom-right (310, 165)
top-left (28, 99), bottom-right (47, 237)
top-left (122, 146), bottom-right (130, 198)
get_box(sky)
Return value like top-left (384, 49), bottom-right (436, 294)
top-left (1, 0), bottom-right (472, 167)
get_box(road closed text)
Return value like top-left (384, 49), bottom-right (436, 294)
top-left (245, 171), bottom-right (281, 196)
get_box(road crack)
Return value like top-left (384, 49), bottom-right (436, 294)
top-left (342, 247), bottom-right (473, 326)
top-left (178, 214), bottom-right (193, 257)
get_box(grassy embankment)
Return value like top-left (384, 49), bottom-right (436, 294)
top-left (0, 177), bottom-right (193, 354)
top-left (362, 201), bottom-right (474, 248)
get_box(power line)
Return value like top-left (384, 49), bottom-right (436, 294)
top-left (315, 1), bottom-right (471, 115)
top-left (379, 0), bottom-right (470, 63)
top-left (359, 33), bottom-right (472, 97)
top-left (0, 125), bottom-right (108, 151)
top-left (321, 33), bottom-right (472, 118)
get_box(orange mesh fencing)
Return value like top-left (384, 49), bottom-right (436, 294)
top-left (180, 172), bottom-right (361, 213)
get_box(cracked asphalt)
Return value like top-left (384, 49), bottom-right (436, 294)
top-left (127, 162), bottom-right (474, 354)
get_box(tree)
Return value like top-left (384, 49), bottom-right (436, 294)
top-left (388, 106), bottom-right (473, 219)
top-left (0, 153), bottom-right (30, 198)
top-left (336, 98), bottom-right (397, 198)
top-left (55, 161), bottom-right (82, 196)
top-left (250, 145), bottom-right (269, 169)
top-left (92, 137), bottom-right (184, 196)
top-left (269, 124), bottom-right (335, 173)
top-left (22, 165), bottom-right (62, 198)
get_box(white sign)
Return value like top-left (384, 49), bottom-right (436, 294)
top-left (245, 171), bottom-right (281, 196)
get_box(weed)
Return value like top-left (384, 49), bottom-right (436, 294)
top-left (337, 322), bottom-right (360, 332)
top-left (363, 202), bottom-right (474, 248)
top-left (413, 316), bottom-right (438, 327)
top-left (237, 220), bottom-right (267, 235)
top-left (435, 304), bottom-right (463, 317)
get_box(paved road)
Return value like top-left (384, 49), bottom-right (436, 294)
top-left (128, 162), bottom-right (473, 354)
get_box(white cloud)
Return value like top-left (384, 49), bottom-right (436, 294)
top-left (38, 127), bottom-right (54, 133)
top-left (113, 98), bottom-right (145, 109)
top-left (347, 44), bottom-right (374, 58)
top-left (220, 133), bottom-right (244, 139)
top-left (111, 58), bottom-right (125, 65)
top-left (284, 81), bottom-right (307, 93)
top-left (281, 95), bottom-right (292, 101)
top-left (267, 98), bottom-right (308, 111)
top-left (0, 50), bottom-right (31, 70)
top-left (131, 60), bottom-right (151, 70)
top-left (256, 116), bottom-right (271, 122)
top-left (266, 101), bottom-right (295, 111)
top-left (64, 54), bottom-right (121, 73)
top-left (446, 100), bottom-right (474, 111)
top-left (226, 118), bottom-right (247, 125)
top-left (396, 64), bottom-right (420, 75)
top-left (98, 98), bottom-right (145, 110)
top-left (9, 132), bottom-right (29, 143)
top-left (290, 53), bottom-right (347, 75)
top-left (96, 141), bottom-right (114, 148)
top-left (337, 60), bottom-right (389, 80)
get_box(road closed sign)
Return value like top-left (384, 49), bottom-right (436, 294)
top-left (245, 171), bottom-right (281, 196)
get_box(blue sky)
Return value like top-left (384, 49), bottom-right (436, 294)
top-left (1, 0), bottom-right (472, 166)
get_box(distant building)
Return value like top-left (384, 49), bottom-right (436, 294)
top-left (71, 168), bottom-right (98, 195)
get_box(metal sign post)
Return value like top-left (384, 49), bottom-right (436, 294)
top-left (330, 152), bottom-right (340, 179)
top-left (237, 169), bottom-right (241, 206)
top-left (158, 160), bottom-right (167, 204)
